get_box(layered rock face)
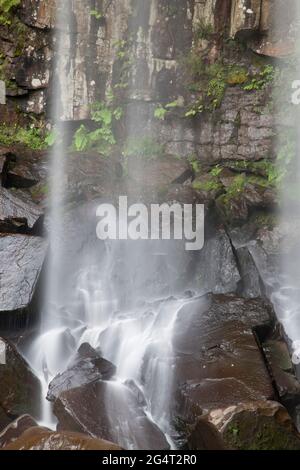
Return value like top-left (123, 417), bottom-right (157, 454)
top-left (0, 0), bottom-right (299, 451)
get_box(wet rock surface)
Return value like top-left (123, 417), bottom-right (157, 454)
top-left (173, 294), bottom-right (274, 420)
top-left (0, 414), bottom-right (38, 449)
top-left (1, 427), bottom-right (122, 451)
top-left (0, 187), bottom-right (43, 233)
top-left (54, 380), bottom-right (170, 450)
top-left (0, 338), bottom-right (41, 417)
top-left (47, 343), bottom-right (116, 402)
top-left (189, 401), bottom-right (300, 450)
top-left (0, 234), bottom-right (46, 319)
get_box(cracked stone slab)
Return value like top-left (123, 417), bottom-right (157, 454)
top-left (0, 187), bottom-right (43, 233)
top-left (0, 234), bottom-right (46, 314)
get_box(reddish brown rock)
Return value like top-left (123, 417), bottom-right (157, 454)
top-left (189, 401), bottom-right (300, 450)
top-left (0, 415), bottom-right (39, 449)
top-left (2, 428), bottom-right (122, 450)
top-left (54, 380), bottom-right (169, 450)
top-left (173, 295), bottom-right (274, 420)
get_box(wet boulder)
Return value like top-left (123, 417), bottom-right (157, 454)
top-left (0, 187), bottom-right (43, 233)
top-left (54, 380), bottom-right (170, 450)
top-left (47, 343), bottom-right (116, 402)
top-left (188, 401), bottom-right (300, 450)
top-left (173, 295), bottom-right (274, 421)
top-left (2, 428), bottom-right (122, 450)
top-left (5, 146), bottom-right (48, 189)
top-left (0, 234), bottom-right (46, 327)
top-left (0, 338), bottom-right (41, 417)
top-left (0, 415), bottom-right (39, 449)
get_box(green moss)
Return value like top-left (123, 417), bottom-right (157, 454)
top-left (194, 19), bottom-right (214, 40)
top-left (226, 67), bottom-right (248, 86)
top-left (0, 124), bottom-right (50, 150)
top-left (0, 0), bottom-right (20, 25)
top-left (224, 414), bottom-right (300, 450)
top-left (193, 178), bottom-right (222, 192)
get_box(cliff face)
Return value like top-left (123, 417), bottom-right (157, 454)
top-left (0, 1), bottom-right (296, 120)
top-left (1, 1), bottom-right (297, 224)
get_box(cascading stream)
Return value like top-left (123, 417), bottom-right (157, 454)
top-left (19, 0), bottom-right (199, 449)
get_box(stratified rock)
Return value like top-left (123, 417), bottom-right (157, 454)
top-left (0, 187), bottom-right (43, 233)
top-left (2, 428), bottom-right (122, 450)
top-left (0, 415), bottom-right (38, 449)
top-left (47, 343), bottom-right (116, 402)
top-left (54, 380), bottom-right (169, 450)
top-left (0, 235), bottom-right (46, 322)
top-left (19, 0), bottom-right (56, 29)
top-left (173, 295), bottom-right (274, 420)
top-left (0, 338), bottom-right (41, 417)
top-left (189, 401), bottom-right (300, 450)
top-left (230, 0), bottom-right (262, 39)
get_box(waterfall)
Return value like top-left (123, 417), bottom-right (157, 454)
top-left (18, 0), bottom-right (199, 449)
top-left (269, 2), bottom-right (300, 367)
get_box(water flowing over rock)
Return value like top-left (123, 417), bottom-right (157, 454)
top-left (0, 338), bottom-right (41, 417)
top-left (47, 343), bottom-right (116, 402)
top-left (188, 401), bottom-right (300, 450)
top-left (1, 428), bottom-right (122, 450)
top-left (0, 415), bottom-right (39, 449)
top-left (53, 381), bottom-right (170, 450)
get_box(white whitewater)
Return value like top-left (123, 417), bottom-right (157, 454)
top-left (19, 0), bottom-right (196, 448)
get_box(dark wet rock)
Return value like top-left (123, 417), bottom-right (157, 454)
top-left (5, 147), bottom-right (48, 189)
top-left (0, 415), bottom-right (38, 449)
top-left (228, 217), bottom-right (281, 298)
top-left (0, 187), bottom-right (43, 233)
top-left (263, 339), bottom-right (300, 414)
top-left (47, 343), bottom-right (116, 402)
top-left (186, 417), bottom-right (227, 450)
top-left (191, 228), bottom-right (241, 295)
top-left (0, 407), bottom-right (11, 434)
top-left (189, 401), bottom-right (300, 450)
top-left (54, 381), bottom-right (170, 450)
top-left (173, 295), bottom-right (274, 420)
top-left (66, 151), bottom-right (122, 202)
top-left (2, 427), bottom-right (122, 450)
top-left (235, 246), bottom-right (263, 298)
top-left (0, 235), bottom-right (46, 321)
top-left (0, 338), bottom-right (41, 417)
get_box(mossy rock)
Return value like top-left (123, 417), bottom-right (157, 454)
top-left (221, 402), bottom-right (300, 450)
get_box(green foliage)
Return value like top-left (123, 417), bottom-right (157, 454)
top-left (154, 98), bottom-right (183, 120)
top-left (154, 105), bottom-right (168, 121)
top-left (123, 136), bottom-right (164, 160)
top-left (210, 164), bottom-right (222, 177)
top-left (73, 100), bottom-right (123, 155)
top-left (0, 124), bottom-right (51, 149)
top-left (194, 19), bottom-right (213, 40)
top-left (90, 9), bottom-right (103, 20)
top-left (243, 65), bottom-right (276, 91)
top-left (188, 154), bottom-right (201, 175)
top-left (0, 0), bottom-right (20, 25)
